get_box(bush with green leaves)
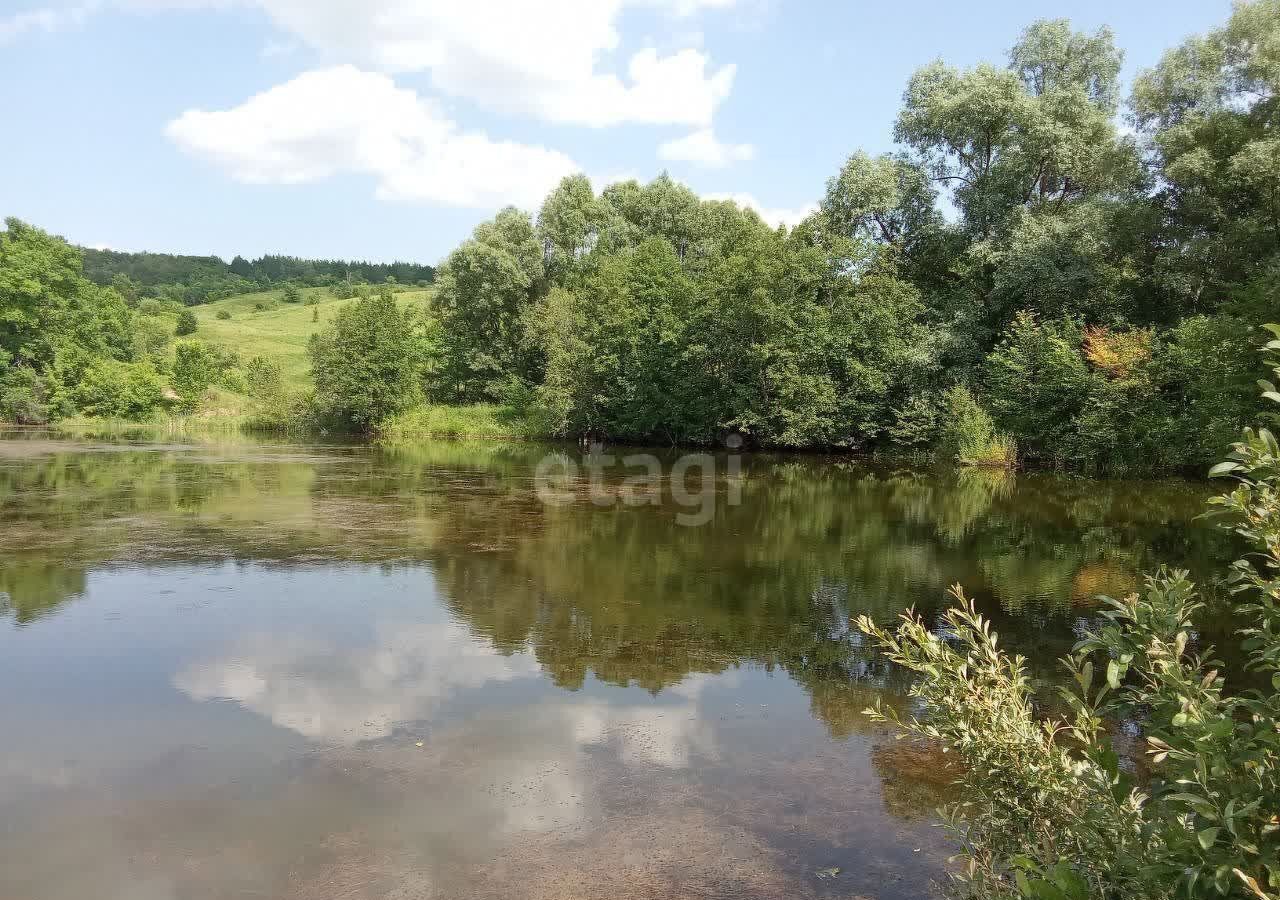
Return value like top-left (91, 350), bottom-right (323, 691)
top-left (308, 293), bottom-right (425, 430)
top-left (243, 355), bottom-right (283, 402)
top-left (70, 358), bottom-right (165, 420)
top-left (938, 385), bottom-right (1017, 468)
top-left (170, 341), bottom-right (229, 412)
top-left (0, 362), bottom-right (49, 424)
top-left (215, 309), bottom-right (231, 320)
top-left (856, 327), bottom-right (1280, 900)
top-left (174, 308), bottom-right (197, 336)
top-left (984, 313), bottom-right (1090, 464)
top-left (281, 283), bottom-right (302, 304)
top-left (886, 391), bottom-right (943, 452)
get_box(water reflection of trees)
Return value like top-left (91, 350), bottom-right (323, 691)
top-left (0, 440), bottom-right (1236, 734)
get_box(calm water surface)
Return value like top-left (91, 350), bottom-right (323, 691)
top-left (0, 432), bottom-right (1233, 900)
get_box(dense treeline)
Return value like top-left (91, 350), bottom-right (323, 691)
top-left (82, 247), bottom-right (435, 306)
top-left (1, 218), bottom-right (322, 424)
top-left (1, 218), bottom-right (163, 423)
top-left (310, 4), bottom-right (1278, 472)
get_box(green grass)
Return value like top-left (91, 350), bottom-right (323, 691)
top-left (193, 286), bottom-right (431, 388)
top-left (379, 403), bottom-right (545, 441)
top-left (55, 390), bottom-right (257, 439)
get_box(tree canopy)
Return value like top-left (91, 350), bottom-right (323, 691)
top-left (397, 4), bottom-right (1278, 473)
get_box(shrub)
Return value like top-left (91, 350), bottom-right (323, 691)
top-left (175, 308), bottom-right (197, 336)
top-left (215, 309), bottom-right (231, 320)
top-left (131, 318), bottom-right (171, 360)
top-left (938, 385), bottom-right (1016, 468)
top-left (856, 327), bottom-right (1280, 900)
top-left (984, 313), bottom-right (1090, 464)
top-left (308, 293), bottom-right (425, 429)
top-left (243, 355), bottom-right (284, 403)
top-left (282, 283), bottom-right (302, 303)
top-left (1149, 315), bottom-right (1260, 469)
top-left (253, 301), bottom-right (269, 312)
top-left (1083, 325), bottom-right (1154, 378)
top-left (171, 341), bottom-right (224, 412)
top-left (0, 365), bottom-right (50, 424)
top-left (886, 392), bottom-right (943, 452)
top-left (71, 359), bottom-right (165, 420)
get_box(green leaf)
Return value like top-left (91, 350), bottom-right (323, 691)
top-left (1106, 659), bottom-right (1120, 689)
top-left (1198, 827), bottom-right (1221, 850)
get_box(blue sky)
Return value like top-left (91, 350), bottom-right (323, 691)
top-left (0, 0), bottom-right (1231, 265)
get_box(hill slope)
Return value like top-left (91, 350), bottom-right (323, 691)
top-left (193, 286), bottom-right (431, 388)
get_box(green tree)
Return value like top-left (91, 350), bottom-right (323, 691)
top-left (1131, 0), bottom-right (1280, 306)
top-left (821, 151), bottom-right (937, 250)
top-left (432, 208), bottom-right (544, 401)
top-left (70, 358), bottom-right (165, 420)
top-left (309, 293), bottom-right (424, 429)
top-left (1, 218), bottom-right (134, 369)
top-left (175, 308), bottom-right (197, 336)
top-left (171, 341), bottom-right (223, 412)
top-left (0, 359), bottom-right (48, 424)
top-left (536, 174), bottom-right (604, 283)
top-left (984, 312), bottom-right (1091, 461)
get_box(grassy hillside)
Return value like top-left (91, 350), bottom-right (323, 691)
top-left (192, 286), bottom-right (431, 388)
top-left (173, 284), bottom-right (539, 440)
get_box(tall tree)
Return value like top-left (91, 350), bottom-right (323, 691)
top-left (1131, 0), bottom-right (1280, 308)
top-left (309, 293), bottom-right (425, 429)
top-left (432, 208), bottom-right (545, 401)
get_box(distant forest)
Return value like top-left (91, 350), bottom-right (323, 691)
top-left (81, 247), bottom-right (435, 305)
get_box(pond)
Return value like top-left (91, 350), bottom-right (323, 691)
top-left (0, 432), bottom-right (1234, 900)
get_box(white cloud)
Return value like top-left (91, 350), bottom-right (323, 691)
top-left (704, 191), bottom-right (817, 229)
top-left (641, 0), bottom-right (738, 15)
top-left (242, 1), bottom-right (738, 127)
top-left (658, 128), bottom-right (754, 167)
top-left (165, 65), bottom-right (579, 209)
top-left (0, 1), bottom-right (101, 43)
top-left (12, 0), bottom-right (741, 128)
